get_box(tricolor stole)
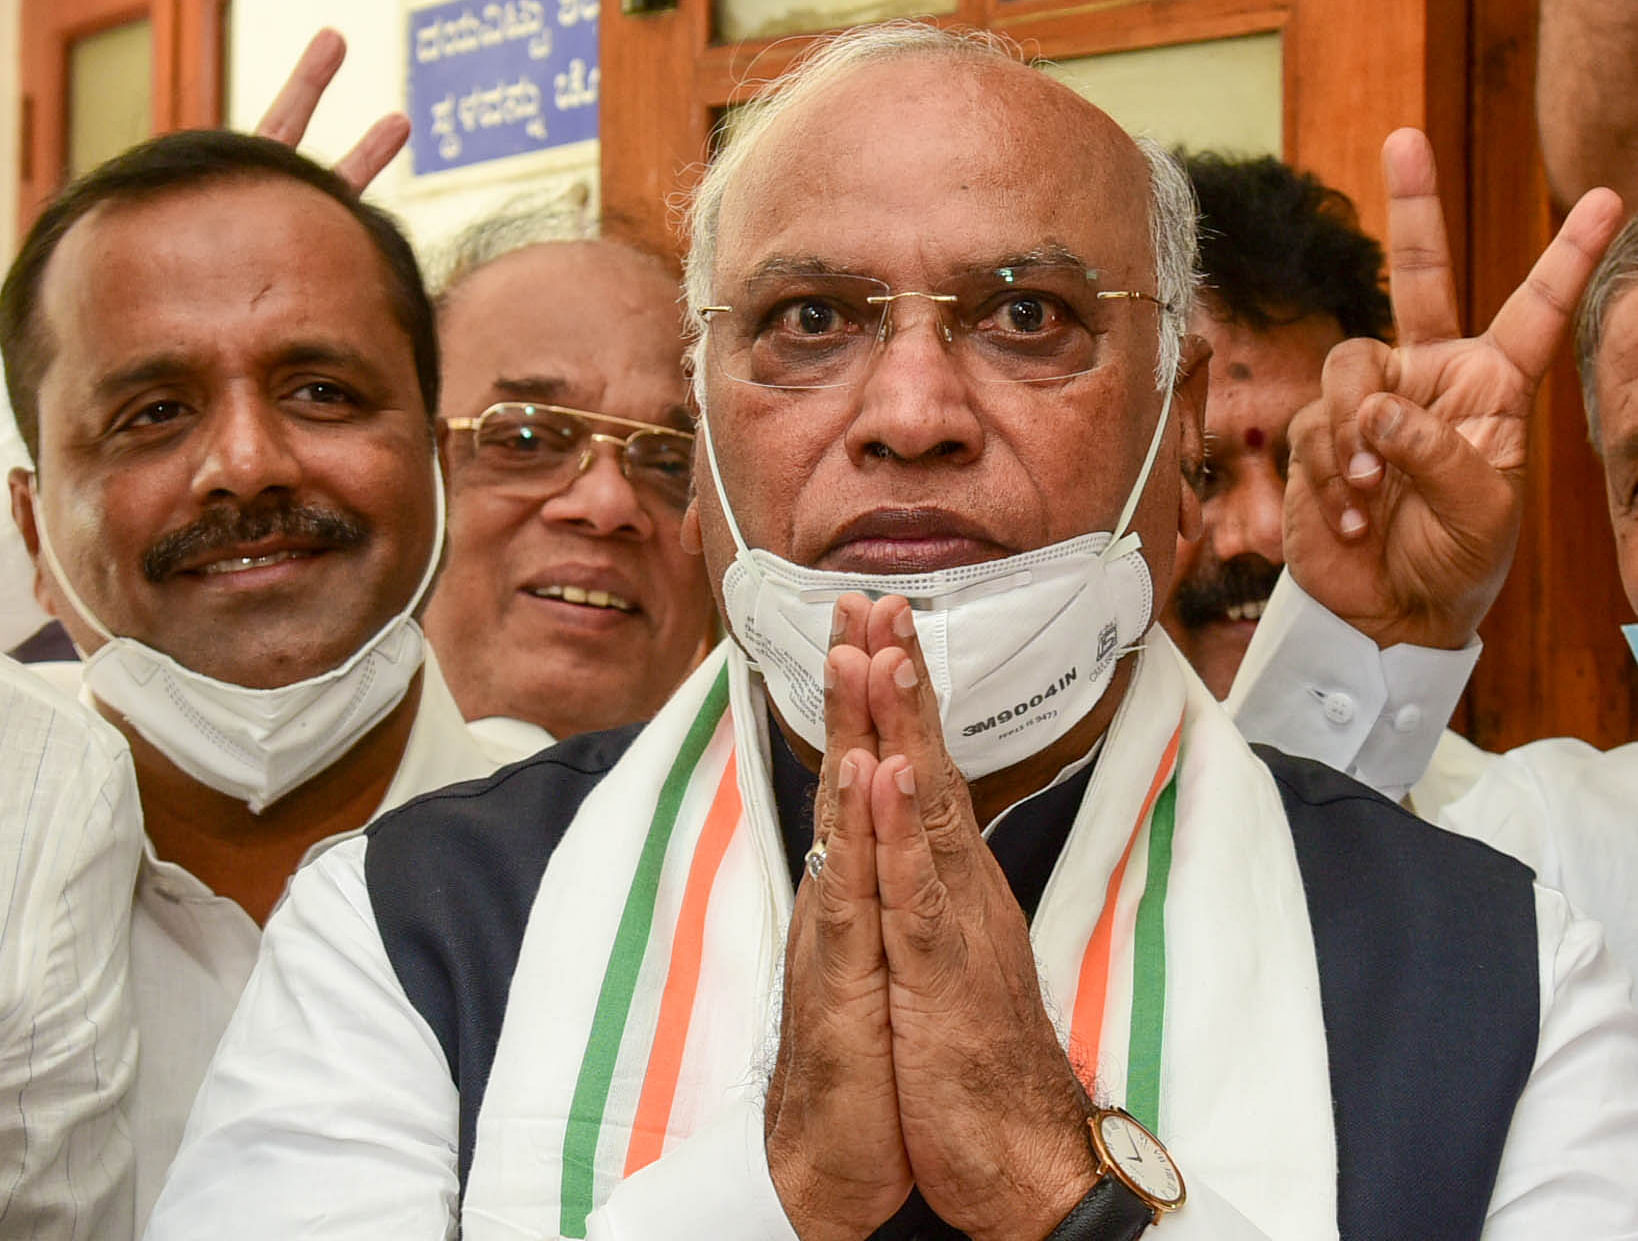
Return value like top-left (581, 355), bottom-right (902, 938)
top-left (1066, 719), bottom-right (1182, 1132)
top-left (555, 665), bottom-right (1183, 1237)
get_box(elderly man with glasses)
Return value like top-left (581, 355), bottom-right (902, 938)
top-left (420, 220), bottom-right (717, 750)
top-left (150, 23), bottom-right (1638, 1241)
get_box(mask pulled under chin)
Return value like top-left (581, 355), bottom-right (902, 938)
top-left (30, 463), bottom-right (443, 814)
top-left (699, 374), bottom-right (1173, 783)
top-left (721, 533), bottom-right (1153, 781)
top-left (81, 621), bottom-right (426, 813)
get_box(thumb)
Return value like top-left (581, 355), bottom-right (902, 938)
top-left (1358, 392), bottom-right (1515, 530)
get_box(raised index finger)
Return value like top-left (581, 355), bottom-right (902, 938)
top-left (1383, 128), bottom-right (1462, 346)
top-left (255, 29), bottom-right (345, 148)
top-left (1483, 186), bottom-right (1625, 386)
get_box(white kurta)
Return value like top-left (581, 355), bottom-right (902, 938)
top-left (0, 655), bottom-right (144, 1241)
top-left (1230, 573), bottom-right (1638, 990)
top-left (146, 638), bottom-right (1638, 1241)
top-left (27, 651), bottom-right (529, 1230)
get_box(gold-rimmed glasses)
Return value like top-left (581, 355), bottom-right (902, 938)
top-left (699, 261), bottom-right (1172, 391)
top-left (442, 402), bottom-right (695, 509)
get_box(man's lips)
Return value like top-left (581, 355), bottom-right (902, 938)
top-left (176, 538), bottom-right (332, 578)
top-left (819, 508), bottom-right (1014, 573)
top-left (520, 566), bottom-right (643, 615)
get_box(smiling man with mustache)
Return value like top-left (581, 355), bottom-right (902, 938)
top-left (1, 130), bottom-right (534, 1231)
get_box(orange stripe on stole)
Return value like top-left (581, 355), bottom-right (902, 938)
top-left (623, 751), bottom-right (745, 1175)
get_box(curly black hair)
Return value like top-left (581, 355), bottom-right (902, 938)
top-left (1181, 152), bottom-right (1392, 342)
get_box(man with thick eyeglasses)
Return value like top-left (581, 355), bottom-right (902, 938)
top-left (420, 224), bottom-right (717, 749)
top-left (153, 22), bottom-right (1638, 1241)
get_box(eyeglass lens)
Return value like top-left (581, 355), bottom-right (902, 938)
top-left (469, 406), bottom-right (693, 508)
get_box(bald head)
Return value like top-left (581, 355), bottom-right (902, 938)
top-left (715, 56), bottom-right (1151, 279)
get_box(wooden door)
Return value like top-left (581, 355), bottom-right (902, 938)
top-left (18, 0), bottom-right (226, 229)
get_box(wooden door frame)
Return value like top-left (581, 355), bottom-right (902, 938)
top-left (601, 0), bottom-right (1468, 271)
top-left (18, 0), bottom-right (223, 229)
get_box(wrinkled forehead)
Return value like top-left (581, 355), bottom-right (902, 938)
top-left (713, 54), bottom-right (1155, 289)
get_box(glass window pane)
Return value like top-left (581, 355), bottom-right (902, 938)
top-left (1043, 32), bottom-right (1282, 157)
top-left (714, 0), bottom-right (956, 46)
top-left (69, 20), bottom-right (153, 181)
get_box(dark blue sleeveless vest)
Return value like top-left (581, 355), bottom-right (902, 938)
top-left (364, 731), bottom-right (1538, 1239)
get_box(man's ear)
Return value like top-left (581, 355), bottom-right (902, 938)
top-left (8, 467), bottom-right (54, 616)
top-left (1173, 333), bottom-right (1210, 542)
top-left (680, 497), bottom-right (703, 555)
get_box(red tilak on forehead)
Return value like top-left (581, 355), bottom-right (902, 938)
top-left (1244, 426), bottom-right (1266, 450)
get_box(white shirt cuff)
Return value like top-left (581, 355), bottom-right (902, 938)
top-left (586, 1096), bottom-right (797, 1241)
top-left (1226, 573), bottom-right (1479, 802)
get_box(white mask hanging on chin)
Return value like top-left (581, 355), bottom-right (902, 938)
top-left (30, 461), bottom-right (445, 813)
top-left (702, 381), bottom-right (1173, 783)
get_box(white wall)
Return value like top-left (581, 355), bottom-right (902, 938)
top-left (226, 0), bottom-right (600, 261)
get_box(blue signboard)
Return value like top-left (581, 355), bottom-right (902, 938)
top-left (407, 0), bottom-right (599, 176)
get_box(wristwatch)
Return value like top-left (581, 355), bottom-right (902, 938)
top-left (1045, 1107), bottom-right (1186, 1240)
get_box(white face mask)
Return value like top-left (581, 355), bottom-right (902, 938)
top-left (701, 383), bottom-right (1173, 782)
top-left (31, 462), bottom-right (445, 813)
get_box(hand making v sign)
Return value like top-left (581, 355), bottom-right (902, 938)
top-left (1282, 128), bottom-right (1624, 650)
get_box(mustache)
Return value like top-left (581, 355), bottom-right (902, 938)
top-left (1172, 553), bottom-right (1282, 629)
top-left (142, 503), bottom-right (368, 582)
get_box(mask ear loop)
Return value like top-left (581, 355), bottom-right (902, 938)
top-left (28, 474), bottom-right (116, 648)
top-left (697, 397), bottom-right (754, 559)
top-left (1101, 377), bottom-right (1175, 564)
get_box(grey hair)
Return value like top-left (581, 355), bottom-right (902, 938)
top-left (425, 185), bottom-right (597, 301)
top-left (1575, 212), bottom-right (1638, 449)
top-left (681, 20), bottom-right (1197, 407)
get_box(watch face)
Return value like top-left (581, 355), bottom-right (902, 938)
top-left (1097, 1112), bottom-right (1185, 1206)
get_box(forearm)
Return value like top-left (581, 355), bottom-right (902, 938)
top-left (1538, 0), bottom-right (1638, 210)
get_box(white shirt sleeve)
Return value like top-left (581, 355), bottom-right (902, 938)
top-left (143, 838), bottom-right (461, 1241)
top-left (1482, 887), bottom-right (1638, 1235)
top-left (1226, 573), bottom-right (1479, 802)
top-left (0, 660), bottom-right (143, 1241)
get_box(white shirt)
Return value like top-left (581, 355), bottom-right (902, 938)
top-left (0, 655), bottom-right (144, 1241)
top-left (1229, 574), bottom-right (1638, 990)
top-left (30, 651), bottom-right (530, 1230)
top-left (148, 761), bottom-right (1638, 1239)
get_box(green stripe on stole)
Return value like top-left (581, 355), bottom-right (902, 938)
top-left (1125, 774), bottom-right (1178, 1132)
top-left (560, 665), bottom-right (732, 1236)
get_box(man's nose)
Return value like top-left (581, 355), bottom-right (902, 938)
top-left (536, 437), bottom-right (656, 539)
top-left (845, 299), bottom-right (984, 465)
top-left (1209, 467), bottom-right (1285, 565)
top-left (189, 392), bottom-right (304, 501)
